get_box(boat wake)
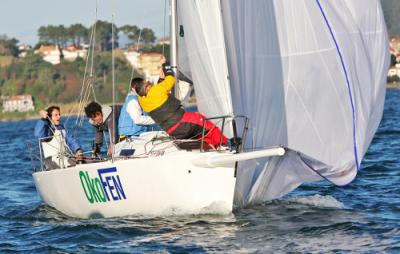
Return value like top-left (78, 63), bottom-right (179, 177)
top-left (142, 201), bottom-right (233, 217)
top-left (287, 194), bottom-right (345, 209)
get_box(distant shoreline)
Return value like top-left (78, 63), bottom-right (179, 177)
top-left (387, 82), bottom-right (400, 89)
top-left (0, 85), bottom-right (398, 123)
top-left (0, 113), bottom-right (79, 123)
top-left (0, 102), bottom-right (82, 123)
top-left (0, 100), bottom-right (197, 122)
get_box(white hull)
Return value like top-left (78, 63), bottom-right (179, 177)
top-left (33, 150), bottom-right (236, 219)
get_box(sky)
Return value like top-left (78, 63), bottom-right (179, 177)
top-left (0, 0), bottom-right (167, 45)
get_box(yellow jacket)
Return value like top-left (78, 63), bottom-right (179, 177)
top-left (138, 76), bottom-right (175, 112)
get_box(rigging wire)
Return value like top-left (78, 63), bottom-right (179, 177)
top-left (111, 1), bottom-right (116, 160)
top-left (127, 9), bottom-right (146, 91)
top-left (162, 0), bottom-right (167, 56)
top-left (75, 1), bottom-right (99, 129)
top-left (76, 24), bottom-right (95, 126)
top-left (128, 28), bottom-right (143, 91)
top-left (89, 3), bottom-right (98, 103)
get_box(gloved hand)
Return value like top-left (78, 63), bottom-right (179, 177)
top-left (93, 144), bottom-right (101, 158)
top-left (162, 62), bottom-right (174, 76)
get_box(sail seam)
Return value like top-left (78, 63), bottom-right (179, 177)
top-left (315, 0), bottom-right (360, 171)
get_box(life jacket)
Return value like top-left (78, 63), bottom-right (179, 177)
top-left (118, 94), bottom-right (151, 137)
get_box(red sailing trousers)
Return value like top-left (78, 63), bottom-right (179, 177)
top-left (166, 112), bottom-right (227, 147)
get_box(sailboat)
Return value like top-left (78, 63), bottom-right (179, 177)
top-left (32, 0), bottom-right (389, 219)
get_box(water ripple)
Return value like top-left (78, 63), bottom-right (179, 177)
top-left (0, 90), bottom-right (399, 252)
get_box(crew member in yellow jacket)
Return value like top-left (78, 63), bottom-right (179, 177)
top-left (132, 60), bottom-right (227, 148)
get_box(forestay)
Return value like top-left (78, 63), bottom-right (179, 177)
top-left (177, 0), bottom-right (389, 206)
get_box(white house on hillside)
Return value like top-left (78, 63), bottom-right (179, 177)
top-left (62, 46), bottom-right (87, 61)
top-left (124, 50), bottom-right (164, 83)
top-left (156, 37), bottom-right (170, 46)
top-left (34, 45), bottom-right (61, 65)
top-left (137, 53), bottom-right (164, 83)
top-left (2, 94), bottom-right (35, 112)
top-left (17, 44), bottom-right (32, 58)
top-left (124, 50), bottom-right (140, 69)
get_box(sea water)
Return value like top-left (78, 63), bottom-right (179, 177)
top-left (0, 90), bottom-right (399, 253)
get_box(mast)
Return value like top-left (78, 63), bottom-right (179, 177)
top-left (111, 13), bottom-right (116, 161)
top-left (170, 0), bottom-right (179, 98)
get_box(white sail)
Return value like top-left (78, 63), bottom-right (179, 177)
top-left (177, 0), bottom-right (389, 206)
top-left (177, 1), bottom-right (234, 135)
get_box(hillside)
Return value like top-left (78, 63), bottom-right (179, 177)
top-left (382, 0), bottom-right (400, 37)
top-left (0, 51), bottom-right (138, 112)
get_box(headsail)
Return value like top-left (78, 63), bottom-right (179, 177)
top-left (177, 1), bottom-right (234, 136)
top-left (176, 0), bottom-right (389, 206)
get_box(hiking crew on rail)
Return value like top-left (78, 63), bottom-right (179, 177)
top-left (133, 57), bottom-right (227, 148)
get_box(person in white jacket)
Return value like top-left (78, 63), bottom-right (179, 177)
top-left (118, 80), bottom-right (159, 139)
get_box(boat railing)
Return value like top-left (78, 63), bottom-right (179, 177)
top-left (200, 115), bottom-right (249, 153)
top-left (29, 136), bottom-right (77, 172)
top-left (26, 140), bottom-right (42, 172)
top-left (26, 137), bottom-right (55, 172)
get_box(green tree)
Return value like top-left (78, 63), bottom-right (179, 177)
top-left (38, 26), bottom-right (49, 43)
top-left (38, 25), bottom-right (57, 44)
top-left (1, 79), bottom-right (17, 96)
top-left (120, 25), bottom-right (140, 44)
top-left (91, 20), bottom-right (119, 51)
top-left (391, 54), bottom-right (397, 66)
top-left (56, 25), bottom-right (68, 48)
top-left (387, 75), bottom-right (400, 83)
top-left (141, 28), bottom-right (156, 44)
top-left (38, 25), bottom-right (68, 47)
top-left (69, 24), bottom-right (88, 46)
top-left (21, 54), bottom-right (52, 79)
top-left (0, 36), bottom-right (19, 57)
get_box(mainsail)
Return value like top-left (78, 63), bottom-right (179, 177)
top-left (177, 1), bottom-right (233, 124)
top-left (177, 0), bottom-right (389, 206)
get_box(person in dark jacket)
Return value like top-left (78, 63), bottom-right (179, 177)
top-left (133, 57), bottom-right (227, 148)
top-left (84, 102), bottom-right (121, 156)
top-left (34, 105), bottom-right (82, 158)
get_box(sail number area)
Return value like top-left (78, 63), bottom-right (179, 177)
top-left (79, 167), bottom-right (127, 204)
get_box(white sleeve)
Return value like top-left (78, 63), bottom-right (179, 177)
top-left (126, 99), bottom-right (156, 125)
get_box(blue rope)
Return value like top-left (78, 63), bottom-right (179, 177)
top-left (315, 0), bottom-right (360, 171)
